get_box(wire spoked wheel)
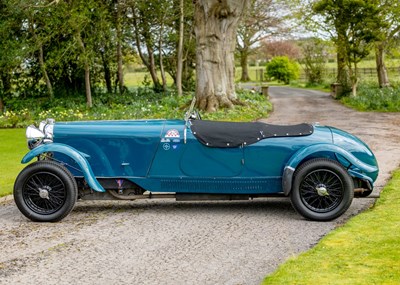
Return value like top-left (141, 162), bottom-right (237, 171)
top-left (22, 172), bottom-right (67, 215)
top-left (14, 161), bottom-right (78, 222)
top-left (299, 169), bottom-right (344, 213)
top-left (290, 158), bottom-right (354, 221)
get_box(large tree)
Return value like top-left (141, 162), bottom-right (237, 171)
top-left (313, 0), bottom-right (383, 96)
top-left (194, 0), bottom-right (249, 112)
top-left (237, 0), bottom-right (286, 82)
top-left (374, 0), bottom-right (400, 87)
top-left (163, 0), bottom-right (196, 93)
top-left (129, 0), bottom-right (172, 92)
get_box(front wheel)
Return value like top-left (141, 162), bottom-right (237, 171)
top-left (290, 158), bottom-right (354, 221)
top-left (14, 161), bottom-right (78, 222)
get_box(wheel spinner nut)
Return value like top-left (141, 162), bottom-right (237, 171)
top-left (39, 188), bottom-right (50, 199)
top-left (316, 184), bottom-right (329, 196)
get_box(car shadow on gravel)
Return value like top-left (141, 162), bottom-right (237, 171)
top-left (71, 198), bottom-right (297, 217)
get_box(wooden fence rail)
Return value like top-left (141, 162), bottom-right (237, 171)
top-left (252, 67), bottom-right (400, 82)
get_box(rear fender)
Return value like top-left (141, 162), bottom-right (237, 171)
top-left (21, 143), bottom-right (105, 192)
top-left (282, 143), bottom-right (378, 195)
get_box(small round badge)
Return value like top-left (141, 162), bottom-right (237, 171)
top-left (163, 143), bottom-right (171, 151)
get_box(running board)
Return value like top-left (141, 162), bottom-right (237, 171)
top-left (78, 191), bottom-right (379, 201)
top-left (78, 191), bottom-right (286, 201)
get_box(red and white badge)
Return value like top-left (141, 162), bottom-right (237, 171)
top-left (165, 129), bottom-right (180, 138)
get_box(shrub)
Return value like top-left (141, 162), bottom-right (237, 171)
top-left (266, 56), bottom-right (300, 84)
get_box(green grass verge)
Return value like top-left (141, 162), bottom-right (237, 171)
top-left (262, 169), bottom-right (400, 285)
top-left (0, 129), bottom-right (28, 197)
top-left (341, 84), bottom-right (400, 112)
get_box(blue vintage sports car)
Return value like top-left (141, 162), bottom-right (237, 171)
top-left (14, 100), bottom-right (378, 222)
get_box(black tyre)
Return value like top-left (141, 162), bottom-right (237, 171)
top-left (290, 158), bottom-right (354, 221)
top-left (14, 161), bottom-right (78, 222)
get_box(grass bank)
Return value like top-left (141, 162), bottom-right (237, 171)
top-left (341, 84), bottom-right (400, 112)
top-left (262, 169), bottom-right (400, 284)
top-left (0, 129), bottom-right (27, 197)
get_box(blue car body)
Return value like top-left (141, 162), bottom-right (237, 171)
top-left (15, 117), bottom-right (379, 222)
top-left (22, 119), bottom-right (378, 193)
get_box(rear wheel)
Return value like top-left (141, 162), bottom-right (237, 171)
top-left (290, 158), bottom-right (354, 221)
top-left (14, 161), bottom-right (78, 222)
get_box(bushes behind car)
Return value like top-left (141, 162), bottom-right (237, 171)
top-left (0, 88), bottom-right (272, 128)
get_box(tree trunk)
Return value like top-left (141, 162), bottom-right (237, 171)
top-left (176, 0), bottom-right (184, 96)
top-left (132, 10), bottom-right (161, 90)
top-left (336, 33), bottom-right (350, 95)
top-left (194, 0), bottom-right (249, 112)
top-left (348, 59), bottom-right (360, 97)
top-left (116, 1), bottom-right (124, 94)
top-left (0, 72), bottom-right (11, 113)
top-left (159, 22), bottom-right (167, 92)
top-left (29, 19), bottom-right (53, 99)
top-left (336, 50), bottom-right (349, 87)
top-left (38, 44), bottom-right (54, 99)
top-left (76, 32), bottom-right (92, 108)
top-left (84, 61), bottom-right (92, 107)
top-left (375, 43), bottom-right (390, 88)
top-left (350, 73), bottom-right (359, 97)
top-left (146, 45), bottom-right (162, 90)
top-left (117, 39), bottom-right (124, 94)
top-left (100, 50), bottom-right (113, 93)
top-left (240, 49), bottom-right (250, 82)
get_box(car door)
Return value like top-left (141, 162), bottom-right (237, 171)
top-left (148, 121), bottom-right (243, 178)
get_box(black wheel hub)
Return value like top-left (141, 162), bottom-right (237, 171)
top-left (300, 169), bottom-right (344, 213)
top-left (23, 172), bottom-right (67, 215)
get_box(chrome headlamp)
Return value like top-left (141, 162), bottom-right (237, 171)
top-left (26, 118), bottom-right (55, 149)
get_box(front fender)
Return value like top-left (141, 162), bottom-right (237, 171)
top-left (21, 143), bottom-right (105, 192)
top-left (282, 143), bottom-right (378, 196)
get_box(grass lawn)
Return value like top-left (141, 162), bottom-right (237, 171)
top-left (123, 58), bottom-right (400, 88)
top-left (124, 71), bottom-right (174, 88)
top-left (262, 169), bottom-right (400, 285)
top-left (123, 68), bottom-right (266, 87)
top-left (0, 129), bottom-right (28, 197)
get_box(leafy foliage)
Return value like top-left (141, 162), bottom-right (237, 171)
top-left (0, 0), bottom-right (197, 109)
top-left (266, 56), bottom-right (300, 84)
top-left (312, 0), bottom-right (385, 95)
top-left (0, 89), bottom-right (272, 128)
top-left (300, 38), bottom-right (327, 85)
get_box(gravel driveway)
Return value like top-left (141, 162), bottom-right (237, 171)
top-left (1, 87), bottom-right (399, 285)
